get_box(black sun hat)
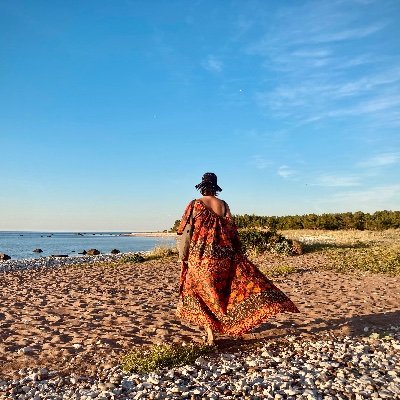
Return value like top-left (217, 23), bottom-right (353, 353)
top-left (195, 172), bottom-right (222, 192)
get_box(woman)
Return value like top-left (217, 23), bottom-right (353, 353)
top-left (176, 172), bottom-right (299, 344)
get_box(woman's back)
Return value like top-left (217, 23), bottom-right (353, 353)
top-left (199, 196), bottom-right (230, 218)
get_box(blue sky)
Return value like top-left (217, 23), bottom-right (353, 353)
top-left (1, 0), bottom-right (399, 231)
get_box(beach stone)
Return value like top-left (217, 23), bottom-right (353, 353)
top-left (86, 249), bottom-right (100, 255)
top-left (18, 346), bottom-right (34, 355)
top-left (37, 368), bottom-right (48, 380)
top-left (111, 249), bottom-right (120, 254)
top-left (291, 239), bottom-right (303, 255)
top-left (0, 253), bottom-right (11, 261)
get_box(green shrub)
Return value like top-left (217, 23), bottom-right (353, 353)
top-left (121, 342), bottom-right (215, 373)
top-left (239, 229), bottom-right (301, 256)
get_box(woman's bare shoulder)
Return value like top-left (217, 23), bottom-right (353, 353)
top-left (219, 198), bottom-right (230, 206)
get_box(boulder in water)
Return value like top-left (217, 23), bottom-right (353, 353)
top-left (33, 248), bottom-right (43, 253)
top-left (0, 253), bottom-right (11, 261)
top-left (111, 249), bottom-right (120, 254)
top-left (86, 249), bottom-right (100, 255)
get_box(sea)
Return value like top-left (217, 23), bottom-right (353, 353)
top-left (0, 231), bottom-right (177, 260)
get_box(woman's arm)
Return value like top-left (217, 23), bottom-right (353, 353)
top-left (224, 201), bottom-right (232, 218)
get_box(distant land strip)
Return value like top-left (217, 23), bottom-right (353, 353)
top-left (122, 232), bottom-right (176, 237)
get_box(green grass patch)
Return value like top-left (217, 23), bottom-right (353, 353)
top-left (121, 342), bottom-right (215, 373)
top-left (119, 246), bottom-right (178, 264)
top-left (302, 240), bottom-right (370, 253)
top-left (146, 245), bottom-right (178, 260)
top-left (264, 264), bottom-right (297, 276)
top-left (327, 244), bottom-right (400, 275)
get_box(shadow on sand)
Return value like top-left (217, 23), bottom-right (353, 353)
top-left (214, 309), bottom-right (400, 351)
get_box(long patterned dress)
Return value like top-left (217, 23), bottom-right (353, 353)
top-left (176, 199), bottom-right (299, 336)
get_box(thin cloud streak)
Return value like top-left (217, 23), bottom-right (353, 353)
top-left (251, 155), bottom-right (271, 170)
top-left (358, 152), bottom-right (400, 168)
top-left (291, 49), bottom-right (332, 58)
top-left (202, 55), bottom-right (223, 73)
top-left (278, 165), bottom-right (297, 179)
top-left (316, 184), bottom-right (400, 212)
top-left (244, 0), bottom-right (398, 129)
top-left (314, 175), bottom-right (362, 187)
top-left (309, 22), bottom-right (386, 43)
top-left (330, 184), bottom-right (400, 203)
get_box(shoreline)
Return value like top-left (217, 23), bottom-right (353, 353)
top-left (122, 232), bottom-right (176, 237)
top-left (0, 251), bottom-right (149, 273)
top-left (0, 234), bottom-right (178, 266)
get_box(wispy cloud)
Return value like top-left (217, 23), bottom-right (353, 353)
top-left (314, 175), bottom-right (362, 187)
top-left (310, 22), bottom-right (386, 43)
top-left (256, 72), bottom-right (400, 126)
top-left (278, 165), bottom-right (297, 179)
top-left (244, 1), bottom-right (399, 128)
top-left (332, 69), bottom-right (400, 97)
top-left (299, 93), bottom-right (400, 124)
top-left (202, 55), bottom-right (223, 73)
top-left (250, 155), bottom-right (271, 169)
top-left (358, 152), bottom-right (400, 168)
top-left (247, 12), bottom-right (385, 56)
top-left (291, 49), bottom-right (332, 58)
top-left (352, 0), bottom-right (377, 4)
top-left (326, 184), bottom-right (400, 210)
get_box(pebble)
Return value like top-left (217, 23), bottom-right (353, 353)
top-left (1, 329), bottom-right (399, 399)
top-left (18, 346), bottom-right (34, 355)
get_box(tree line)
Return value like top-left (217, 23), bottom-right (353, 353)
top-left (232, 210), bottom-right (400, 231)
top-left (171, 210), bottom-right (400, 231)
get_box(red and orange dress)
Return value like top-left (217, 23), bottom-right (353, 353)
top-left (176, 199), bottom-right (299, 336)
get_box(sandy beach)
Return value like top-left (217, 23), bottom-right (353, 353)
top-left (1, 252), bottom-right (399, 381)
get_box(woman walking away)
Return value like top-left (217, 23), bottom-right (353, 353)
top-left (176, 172), bottom-right (299, 345)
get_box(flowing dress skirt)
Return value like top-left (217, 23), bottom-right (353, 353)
top-left (176, 200), bottom-right (299, 336)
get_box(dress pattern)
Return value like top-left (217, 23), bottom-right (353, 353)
top-left (176, 200), bottom-right (299, 336)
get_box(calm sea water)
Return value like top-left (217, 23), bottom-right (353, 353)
top-left (0, 231), bottom-right (177, 260)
